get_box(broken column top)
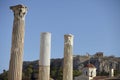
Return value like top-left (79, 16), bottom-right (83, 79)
top-left (10, 4), bottom-right (27, 19)
top-left (64, 34), bottom-right (74, 46)
top-left (41, 32), bottom-right (51, 35)
top-left (10, 4), bottom-right (27, 9)
top-left (64, 34), bottom-right (73, 37)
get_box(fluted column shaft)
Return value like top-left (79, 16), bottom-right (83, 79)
top-left (63, 34), bottom-right (74, 80)
top-left (39, 32), bottom-right (51, 80)
top-left (8, 4), bottom-right (27, 80)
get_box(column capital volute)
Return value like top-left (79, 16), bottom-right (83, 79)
top-left (10, 4), bottom-right (27, 19)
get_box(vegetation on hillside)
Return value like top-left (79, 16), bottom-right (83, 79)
top-left (1, 54), bottom-right (120, 80)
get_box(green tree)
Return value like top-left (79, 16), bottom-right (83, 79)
top-left (24, 64), bottom-right (33, 79)
top-left (50, 67), bottom-right (63, 80)
top-left (97, 70), bottom-right (109, 76)
top-left (114, 70), bottom-right (120, 76)
top-left (73, 70), bottom-right (82, 77)
top-left (0, 69), bottom-right (8, 80)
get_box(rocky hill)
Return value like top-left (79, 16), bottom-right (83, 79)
top-left (1, 53), bottom-right (120, 80)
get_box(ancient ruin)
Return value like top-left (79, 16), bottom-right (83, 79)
top-left (8, 4), bottom-right (27, 80)
top-left (109, 68), bottom-right (114, 77)
top-left (7, 4), bottom-right (120, 80)
top-left (39, 32), bottom-right (51, 80)
top-left (63, 34), bottom-right (74, 80)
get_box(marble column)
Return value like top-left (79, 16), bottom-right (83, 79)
top-left (109, 68), bottom-right (114, 77)
top-left (39, 32), bottom-right (51, 80)
top-left (8, 4), bottom-right (27, 80)
top-left (63, 34), bottom-right (74, 80)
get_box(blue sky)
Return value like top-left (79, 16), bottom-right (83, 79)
top-left (0, 0), bottom-right (120, 73)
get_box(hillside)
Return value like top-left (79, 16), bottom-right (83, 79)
top-left (0, 53), bottom-right (120, 80)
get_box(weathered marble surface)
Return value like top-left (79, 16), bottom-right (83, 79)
top-left (39, 32), bottom-right (51, 80)
top-left (8, 4), bottom-right (27, 80)
top-left (63, 34), bottom-right (74, 80)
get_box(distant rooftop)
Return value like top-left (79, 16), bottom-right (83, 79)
top-left (85, 63), bottom-right (96, 68)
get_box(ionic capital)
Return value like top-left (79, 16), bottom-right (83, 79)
top-left (10, 4), bottom-right (27, 20)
